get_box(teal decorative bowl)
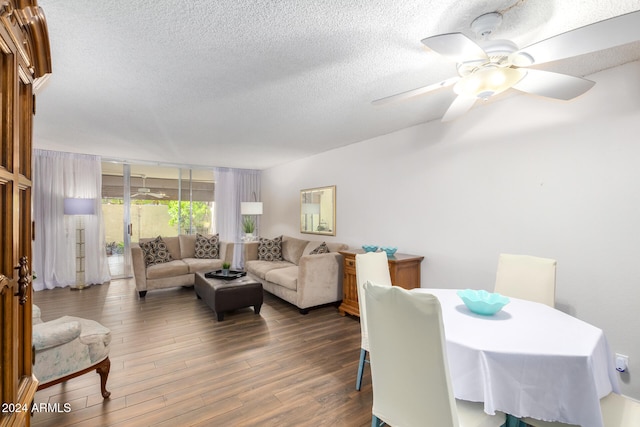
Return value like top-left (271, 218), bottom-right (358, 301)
top-left (362, 245), bottom-right (378, 252)
top-left (457, 289), bottom-right (510, 316)
top-left (380, 246), bottom-right (397, 257)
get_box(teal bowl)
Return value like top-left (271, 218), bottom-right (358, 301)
top-left (380, 246), bottom-right (397, 257)
top-left (457, 289), bottom-right (510, 316)
top-left (362, 245), bottom-right (378, 252)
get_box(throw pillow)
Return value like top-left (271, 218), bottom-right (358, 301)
top-left (281, 236), bottom-right (309, 265)
top-left (195, 233), bottom-right (219, 259)
top-left (140, 236), bottom-right (173, 267)
top-left (258, 236), bottom-right (283, 261)
top-left (309, 242), bottom-right (330, 255)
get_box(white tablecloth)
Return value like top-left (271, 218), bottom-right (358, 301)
top-left (413, 288), bottom-right (619, 427)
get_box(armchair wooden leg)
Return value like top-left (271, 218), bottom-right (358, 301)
top-left (38, 357), bottom-right (112, 399)
top-left (96, 357), bottom-right (111, 399)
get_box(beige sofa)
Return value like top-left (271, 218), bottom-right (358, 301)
top-left (132, 235), bottom-right (234, 297)
top-left (243, 235), bottom-right (348, 314)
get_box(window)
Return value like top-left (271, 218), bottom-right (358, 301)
top-left (101, 162), bottom-right (215, 277)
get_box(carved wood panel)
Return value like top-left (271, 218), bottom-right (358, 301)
top-left (0, 1), bottom-right (50, 426)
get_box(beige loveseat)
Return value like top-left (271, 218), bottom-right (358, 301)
top-left (243, 235), bottom-right (348, 314)
top-left (132, 234), bottom-right (234, 297)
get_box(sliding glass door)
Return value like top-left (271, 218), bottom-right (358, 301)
top-left (102, 163), bottom-right (128, 278)
top-left (101, 162), bottom-right (215, 279)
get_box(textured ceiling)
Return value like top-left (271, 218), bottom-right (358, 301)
top-left (33, 0), bottom-right (640, 170)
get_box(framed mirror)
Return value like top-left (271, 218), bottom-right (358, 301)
top-left (300, 185), bottom-right (336, 236)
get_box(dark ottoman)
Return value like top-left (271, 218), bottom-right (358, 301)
top-left (194, 272), bottom-right (263, 321)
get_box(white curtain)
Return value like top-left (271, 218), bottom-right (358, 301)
top-left (214, 168), bottom-right (261, 268)
top-left (33, 149), bottom-right (111, 290)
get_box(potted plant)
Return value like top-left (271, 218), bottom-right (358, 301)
top-left (222, 262), bottom-right (231, 276)
top-left (105, 241), bottom-right (116, 256)
top-left (242, 216), bottom-right (255, 239)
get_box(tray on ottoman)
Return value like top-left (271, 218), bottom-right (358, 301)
top-left (205, 270), bottom-right (247, 280)
top-left (195, 272), bottom-right (263, 321)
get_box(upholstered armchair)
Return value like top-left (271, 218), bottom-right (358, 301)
top-left (32, 305), bottom-right (112, 398)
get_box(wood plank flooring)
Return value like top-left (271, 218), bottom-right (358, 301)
top-left (31, 279), bottom-right (373, 426)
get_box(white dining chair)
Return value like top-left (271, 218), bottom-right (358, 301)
top-left (523, 392), bottom-right (640, 427)
top-left (363, 281), bottom-right (506, 427)
top-left (355, 251), bottom-right (392, 391)
top-left (494, 253), bottom-right (557, 307)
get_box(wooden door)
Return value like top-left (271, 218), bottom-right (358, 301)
top-left (0, 2), bottom-right (51, 426)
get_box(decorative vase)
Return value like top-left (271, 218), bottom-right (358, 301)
top-left (222, 268), bottom-right (229, 276)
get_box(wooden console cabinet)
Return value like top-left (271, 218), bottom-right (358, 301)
top-left (338, 249), bottom-right (424, 317)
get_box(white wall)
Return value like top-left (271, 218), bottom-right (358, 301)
top-left (261, 60), bottom-right (640, 398)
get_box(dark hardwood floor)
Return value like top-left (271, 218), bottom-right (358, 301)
top-left (31, 279), bottom-right (373, 426)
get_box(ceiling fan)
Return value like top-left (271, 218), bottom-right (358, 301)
top-left (373, 10), bottom-right (640, 122)
top-left (131, 175), bottom-right (167, 199)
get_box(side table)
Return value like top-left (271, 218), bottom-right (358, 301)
top-left (338, 249), bottom-right (424, 317)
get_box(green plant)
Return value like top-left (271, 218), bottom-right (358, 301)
top-left (222, 262), bottom-right (231, 270)
top-left (106, 241), bottom-right (125, 255)
top-left (167, 201), bottom-right (212, 232)
top-left (242, 216), bottom-right (255, 233)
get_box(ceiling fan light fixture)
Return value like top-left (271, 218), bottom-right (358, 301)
top-left (375, 10), bottom-right (640, 121)
top-left (454, 67), bottom-right (526, 100)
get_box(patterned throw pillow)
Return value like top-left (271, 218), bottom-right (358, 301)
top-left (140, 236), bottom-right (173, 267)
top-left (195, 233), bottom-right (219, 259)
top-left (258, 236), bottom-right (283, 261)
top-left (310, 242), bottom-right (330, 255)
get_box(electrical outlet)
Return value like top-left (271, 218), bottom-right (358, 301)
top-left (615, 353), bottom-right (629, 372)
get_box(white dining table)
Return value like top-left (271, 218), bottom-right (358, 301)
top-left (413, 288), bottom-right (619, 427)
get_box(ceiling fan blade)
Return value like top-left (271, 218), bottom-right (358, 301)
top-left (372, 77), bottom-right (459, 106)
top-left (421, 33), bottom-right (488, 62)
top-left (513, 10), bottom-right (640, 66)
top-left (441, 95), bottom-right (477, 122)
top-left (512, 69), bottom-right (595, 100)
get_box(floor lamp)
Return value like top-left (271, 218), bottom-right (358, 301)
top-left (64, 198), bottom-right (96, 290)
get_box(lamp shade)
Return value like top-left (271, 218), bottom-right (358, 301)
top-left (64, 198), bottom-right (96, 215)
top-left (241, 202), bottom-right (263, 215)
